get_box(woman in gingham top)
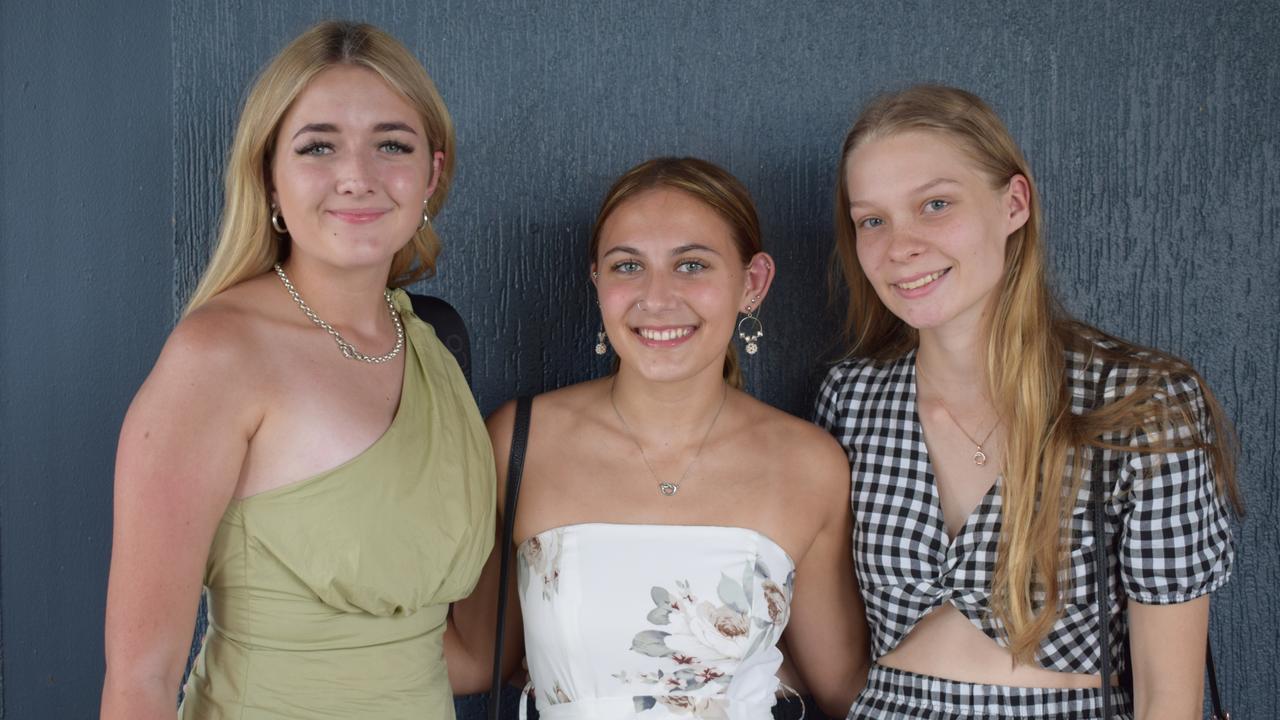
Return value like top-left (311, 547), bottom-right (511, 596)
top-left (815, 85), bottom-right (1241, 720)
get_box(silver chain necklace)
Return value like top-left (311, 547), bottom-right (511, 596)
top-left (609, 378), bottom-right (728, 497)
top-left (273, 263), bottom-right (404, 364)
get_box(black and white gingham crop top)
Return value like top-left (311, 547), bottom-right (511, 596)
top-left (814, 339), bottom-right (1234, 675)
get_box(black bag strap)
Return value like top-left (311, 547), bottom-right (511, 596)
top-left (488, 395), bottom-right (533, 720)
top-left (1090, 394), bottom-right (1115, 719)
top-left (1207, 641), bottom-right (1228, 719)
top-left (1092, 367), bottom-right (1228, 720)
top-left (407, 293), bottom-right (472, 385)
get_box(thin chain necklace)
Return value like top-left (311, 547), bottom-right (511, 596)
top-left (609, 378), bottom-right (728, 497)
top-left (916, 364), bottom-right (998, 466)
top-left (273, 263), bottom-right (404, 364)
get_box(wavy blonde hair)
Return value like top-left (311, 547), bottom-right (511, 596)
top-left (590, 157), bottom-right (764, 389)
top-left (832, 85), bottom-right (1242, 663)
top-left (185, 20), bottom-right (455, 313)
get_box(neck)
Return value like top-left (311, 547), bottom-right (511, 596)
top-left (916, 311), bottom-right (991, 403)
top-left (278, 255), bottom-right (393, 334)
top-left (609, 364), bottom-right (729, 445)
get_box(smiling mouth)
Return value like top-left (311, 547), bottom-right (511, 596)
top-left (894, 268), bottom-right (949, 291)
top-left (635, 326), bottom-right (696, 342)
top-left (329, 209), bottom-right (388, 223)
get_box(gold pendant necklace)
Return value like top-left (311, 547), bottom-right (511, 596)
top-left (917, 365), bottom-right (999, 466)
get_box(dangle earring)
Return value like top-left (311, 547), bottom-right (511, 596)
top-left (591, 270), bottom-right (608, 356)
top-left (270, 203), bottom-right (288, 235)
top-left (737, 296), bottom-right (764, 355)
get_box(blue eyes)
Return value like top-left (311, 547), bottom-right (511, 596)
top-left (378, 141), bottom-right (414, 154)
top-left (293, 140), bottom-right (415, 156)
top-left (296, 142), bottom-right (333, 156)
top-left (609, 259), bottom-right (710, 274)
top-left (855, 199), bottom-right (951, 230)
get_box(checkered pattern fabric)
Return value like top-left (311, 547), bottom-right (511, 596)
top-left (814, 339), bottom-right (1234, 676)
top-left (847, 664), bottom-right (1134, 719)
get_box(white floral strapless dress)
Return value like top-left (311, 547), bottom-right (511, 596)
top-left (517, 523), bottom-right (796, 720)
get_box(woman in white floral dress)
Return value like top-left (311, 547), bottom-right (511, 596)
top-left (448, 158), bottom-right (870, 719)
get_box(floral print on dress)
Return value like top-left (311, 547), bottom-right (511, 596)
top-left (518, 527), bottom-right (564, 601)
top-left (615, 557), bottom-right (795, 718)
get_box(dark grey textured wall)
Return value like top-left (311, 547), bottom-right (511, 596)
top-left (1, 1), bottom-right (1276, 717)
top-left (0, 0), bottom-right (174, 718)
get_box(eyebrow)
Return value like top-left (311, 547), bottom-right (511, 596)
top-left (602, 243), bottom-right (724, 258)
top-left (291, 121), bottom-right (418, 140)
top-left (849, 177), bottom-right (960, 209)
top-left (911, 177), bottom-right (960, 195)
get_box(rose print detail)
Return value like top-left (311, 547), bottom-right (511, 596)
top-left (615, 558), bottom-right (794, 718)
top-left (517, 528), bottom-right (563, 600)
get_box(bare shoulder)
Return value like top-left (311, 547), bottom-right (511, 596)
top-left (486, 378), bottom-right (610, 506)
top-left (738, 393), bottom-right (851, 499)
top-left (486, 379), bottom-right (608, 452)
top-left (128, 278), bottom-right (280, 431)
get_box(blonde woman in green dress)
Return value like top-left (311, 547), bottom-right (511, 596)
top-left (101, 22), bottom-right (494, 719)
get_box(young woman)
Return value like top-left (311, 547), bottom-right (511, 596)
top-left (100, 22), bottom-right (494, 719)
top-left (817, 85), bottom-right (1240, 720)
top-left (448, 157), bottom-right (869, 719)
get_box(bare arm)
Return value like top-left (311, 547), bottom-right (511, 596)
top-left (446, 399), bottom-right (526, 695)
top-left (1128, 596), bottom-right (1210, 720)
top-left (100, 316), bottom-right (260, 720)
top-left (781, 434), bottom-right (869, 718)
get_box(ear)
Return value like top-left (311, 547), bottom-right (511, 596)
top-left (1004, 174), bottom-right (1031, 234)
top-left (741, 252), bottom-right (776, 314)
top-left (424, 150), bottom-right (446, 199)
top-left (589, 263), bottom-right (599, 290)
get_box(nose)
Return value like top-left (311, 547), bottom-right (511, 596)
top-left (886, 220), bottom-right (926, 263)
top-left (637, 269), bottom-right (677, 312)
top-left (335, 152), bottom-right (375, 195)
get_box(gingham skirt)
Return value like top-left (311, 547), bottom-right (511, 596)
top-left (847, 665), bottom-right (1133, 720)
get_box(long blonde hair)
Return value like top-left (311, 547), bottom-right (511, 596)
top-left (185, 20), bottom-right (455, 313)
top-left (833, 85), bottom-right (1242, 662)
top-left (590, 157), bottom-right (763, 389)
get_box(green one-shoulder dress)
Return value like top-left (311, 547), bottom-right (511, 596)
top-left (179, 290), bottom-right (495, 719)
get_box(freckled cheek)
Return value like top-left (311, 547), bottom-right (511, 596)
top-left (274, 166), bottom-right (333, 209)
top-left (855, 239), bottom-right (888, 281)
top-left (381, 164), bottom-right (431, 203)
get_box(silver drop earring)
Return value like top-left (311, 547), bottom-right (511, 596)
top-left (737, 296), bottom-right (764, 355)
top-left (590, 270), bottom-right (608, 355)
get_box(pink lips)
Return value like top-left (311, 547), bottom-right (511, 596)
top-left (892, 268), bottom-right (950, 299)
top-left (328, 208), bottom-right (389, 224)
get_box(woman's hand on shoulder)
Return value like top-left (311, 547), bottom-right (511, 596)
top-left (101, 306), bottom-right (265, 719)
top-left (781, 422), bottom-right (868, 718)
